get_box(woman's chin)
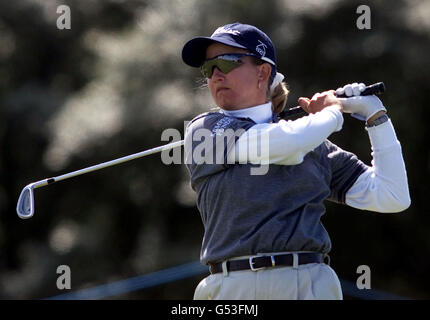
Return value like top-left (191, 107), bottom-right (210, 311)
top-left (215, 98), bottom-right (233, 110)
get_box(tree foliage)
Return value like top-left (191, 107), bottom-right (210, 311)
top-left (0, 0), bottom-right (429, 299)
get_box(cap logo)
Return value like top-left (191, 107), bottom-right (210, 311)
top-left (255, 40), bottom-right (267, 57)
top-left (212, 26), bottom-right (241, 37)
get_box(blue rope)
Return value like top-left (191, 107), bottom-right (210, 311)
top-left (46, 261), bottom-right (208, 300)
top-left (46, 261), bottom-right (411, 300)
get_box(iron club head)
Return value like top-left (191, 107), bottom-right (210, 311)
top-left (16, 183), bottom-right (35, 219)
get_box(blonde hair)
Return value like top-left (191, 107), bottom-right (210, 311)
top-left (269, 81), bottom-right (289, 114)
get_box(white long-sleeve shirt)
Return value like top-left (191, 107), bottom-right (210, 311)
top-left (223, 102), bottom-right (410, 213)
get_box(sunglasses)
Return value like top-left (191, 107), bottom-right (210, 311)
top-left (200, 53), bottom-right (259, 78)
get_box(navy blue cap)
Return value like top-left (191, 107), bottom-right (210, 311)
top-left (182, 22), bottom-right (277, 74)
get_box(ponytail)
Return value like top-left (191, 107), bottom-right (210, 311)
top-left (270, 81), bottom-right (289, 114)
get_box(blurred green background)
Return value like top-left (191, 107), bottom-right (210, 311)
top-left (1, 0), bottom-right (429, 299)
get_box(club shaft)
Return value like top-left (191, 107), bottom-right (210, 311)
top-left (33, 140), bottom-right (184, 189)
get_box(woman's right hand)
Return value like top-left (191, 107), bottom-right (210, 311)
top-left (298, 90), bottom-right (343, 114)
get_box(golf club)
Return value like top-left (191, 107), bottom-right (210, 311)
top-left (16, 139), bottom-right (184, 219)
top-left (16, 82), bottom-right (385, 219)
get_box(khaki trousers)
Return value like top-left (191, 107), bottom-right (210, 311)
top-left (194, 258), bottom-right (343, 300)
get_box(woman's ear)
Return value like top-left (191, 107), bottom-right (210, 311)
top-left (257, 63), bottom-right (272, 82)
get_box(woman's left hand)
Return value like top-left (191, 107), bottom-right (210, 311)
top-left (298, 90), bottom-right (342, 114)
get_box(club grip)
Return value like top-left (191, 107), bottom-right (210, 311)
top-left (280, 82), bottom-right (385, 119)
top-left (336, 82), bottom-right (385, 98)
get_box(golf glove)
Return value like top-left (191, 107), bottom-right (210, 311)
top-left (336, 82), bottom-right (386, 121)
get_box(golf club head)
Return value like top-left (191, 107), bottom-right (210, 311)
top-left (16, 183), bottom-right (35, 219)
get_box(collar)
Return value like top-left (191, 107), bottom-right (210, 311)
top-left (220, 102), bottom-right (273, 124)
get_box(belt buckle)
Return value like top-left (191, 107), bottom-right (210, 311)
top-left (249, 255), bottom-right (276, 272)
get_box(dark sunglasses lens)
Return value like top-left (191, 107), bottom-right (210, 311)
top-left (200, 61), bottom-right (214, 78)
top-left (200, 58), bottom-right (242, 78)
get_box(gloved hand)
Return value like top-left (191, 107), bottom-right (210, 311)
top-left (336, 82), bottom-right (386, 121)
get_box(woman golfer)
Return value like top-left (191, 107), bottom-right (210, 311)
top-left (182, 22), bottom-right (410, 300)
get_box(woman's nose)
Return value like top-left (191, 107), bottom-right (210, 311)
top-left (211, 66), bottom-right (225, 80)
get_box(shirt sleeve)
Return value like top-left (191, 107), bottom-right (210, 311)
top-left (227, 105), bottom-right (344, 165)
top-left (345, 119), bottom-right (411, 213)
top-left (325, 141), bottom-right (369, 204)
